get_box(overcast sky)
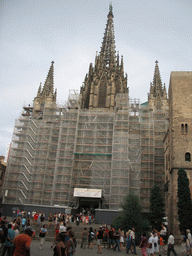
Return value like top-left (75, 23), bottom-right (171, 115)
top-left (0, 0), bottom-right (192, 156)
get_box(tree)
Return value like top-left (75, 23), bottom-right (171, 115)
top-left (177, 168), bottom-right (192, 232)
top-left (113, 194), bottom-right (150, 239)
top-left (149, 185), bottom-right (165, 230)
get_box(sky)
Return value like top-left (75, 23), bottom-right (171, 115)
top-left (0, 0), bottom-right (192, 156)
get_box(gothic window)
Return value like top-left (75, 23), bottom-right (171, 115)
top-left (185, 152), bottom-right (191, 162)
top-left (181, 124), bottom-right (184, 134)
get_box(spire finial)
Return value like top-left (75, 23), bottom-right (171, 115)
top-left (109, 2), bottom-right (113, 12)
top-left (155, 60), bottom-right (158, 65)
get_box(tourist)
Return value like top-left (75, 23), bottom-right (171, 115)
top-left (108, 225), bottom-right (115, 250)
top-left (2, 223), bottom-right (15, 256)
top-left (88, 227), bottom-right (94, 249)
top-left (13, 225), bottom-right (19, 238)
top-left (51, 223), bottom-right (60, 248)
top-left (147, 233), bottom-right (153, 256)
top-left (40, 213), bottom-right (45, 227)
top-left (39, 224), bottom-right (48, 250)
top-left (81, 227), bottom-right (88, 249)
top-left (53, 233), bottom-right (65, 256)
top-left (0, 220), bottom-right (8, 250)
top-left (126, 229), bottom-right (132, 254)
top-left (160, 224), bottom-right (167, 244)
top-left (48, 213), bottom-right (53, 228)
top-left (120, 227), bottom-right (125, 251)
top-left (167, 232), bottom-right (178, 256)
top-left (139, 232), bottom-right (148, 256)
top-left (159, 234), bottom-right (167, 254)
top-left (180, 231), bottom-right (188, 256)
top-left (186, 229), bottom-right (192, 254)
top-left (130, 227), bottom-right (137, 254)
top-left (65, 230), bottom-right (75, 256)
top-left (21, 216), bottom-right (27, 231)
top-left (96, 226), bottom-right (104, 254)
top-left (152, 231), bottom-right (159, 256)
top-left (33, 212), bottom-right (39, 226)
top-left (113, 229), bottom-right (121, 252)
top-left (13, 226), bottom-right (34, 256)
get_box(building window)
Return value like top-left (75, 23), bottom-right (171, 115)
top-left (185, 152), bottom-right (191, 162)
top-left (181, 123), bottom-right (188, 134)
top-left (185, 124), bottom-right (188, 133)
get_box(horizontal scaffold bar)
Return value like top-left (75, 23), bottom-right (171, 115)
top-left (74, 152), bottom-right (112, 156)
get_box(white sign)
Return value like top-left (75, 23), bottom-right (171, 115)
top-left (73, 188), bottom-right (102, 198)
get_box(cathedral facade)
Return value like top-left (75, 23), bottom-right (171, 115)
top-left (2, 6), bottom-right (168, 214)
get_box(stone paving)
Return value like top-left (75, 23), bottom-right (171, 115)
top-left (30, 239), bottom-right (183, 256)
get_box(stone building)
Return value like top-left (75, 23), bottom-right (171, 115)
top-left (164, 72), bottom-right (192, 237)
top-left (0, 156), bottom-right (6, 204)
top-left (2, 6), bottom-right (168, 216)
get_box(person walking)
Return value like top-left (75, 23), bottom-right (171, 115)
top-left (13, 226), bottom-right (34, 256)
top-left (139, 232), bottom-right (148, 256)
top-left (39, 224), bottom-right (48, 250)
top-left (167, 232), bottom-right (178, 256)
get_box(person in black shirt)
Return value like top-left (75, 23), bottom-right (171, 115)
top-left (96, 226), bottom-right (104, 254)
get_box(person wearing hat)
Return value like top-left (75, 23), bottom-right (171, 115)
top-left (13, 226), bottom-right (34, 256)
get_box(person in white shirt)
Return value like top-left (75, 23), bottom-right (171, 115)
top-left (167, 232), bottom-right (178, 256)
top-left (130, 227), bottom-right (136, 254)
top-left (186, 229), bottom-right (192, 254)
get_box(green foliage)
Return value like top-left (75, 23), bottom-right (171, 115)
top-left (150, 185), bottom-right (165, 230)
top-left (113, 194), bottom-right (150, 237)
top-left (177, 168), bottom-right (192, 232)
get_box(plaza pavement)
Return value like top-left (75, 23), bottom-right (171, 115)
top-left (30, 239), bottom-right (183, 256)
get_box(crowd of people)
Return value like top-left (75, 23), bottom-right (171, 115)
top-left (79, 223), bottom-right (192, 256)
top-left (0, 209), bottom-right (191, 256)
top-left (0, 209), bottom-right (77, 256)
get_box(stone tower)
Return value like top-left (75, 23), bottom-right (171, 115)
top-left (164, 72), bottom-right (192, 238)
top-left (148, 61), bottom-right (168, 111)
top-left (80, 4), bottom-right (128, 110)
top-left (33, 61), bottom-right (57, 117)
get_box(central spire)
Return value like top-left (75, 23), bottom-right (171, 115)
top-left (100, 4), bottom-right (116, 70)
top-left (80, 6), bottom-right (128, 110)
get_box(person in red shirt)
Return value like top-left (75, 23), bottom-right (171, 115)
top-left (13, 226), bottom-right (34, 256)
top-left (33, 213), bottom-right (39, 226)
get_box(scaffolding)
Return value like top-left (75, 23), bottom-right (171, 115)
top-left (3, 91), bottom-right (168, 211)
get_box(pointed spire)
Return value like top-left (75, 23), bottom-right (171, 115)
top-left (37, 82), bottom-right (42, 96)
top-left (100, 4), bottom-right (116, 69)
top-left (152, 60), bottom-right (163, 96)
top-left (42, 61), bottom-right (54, 97)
